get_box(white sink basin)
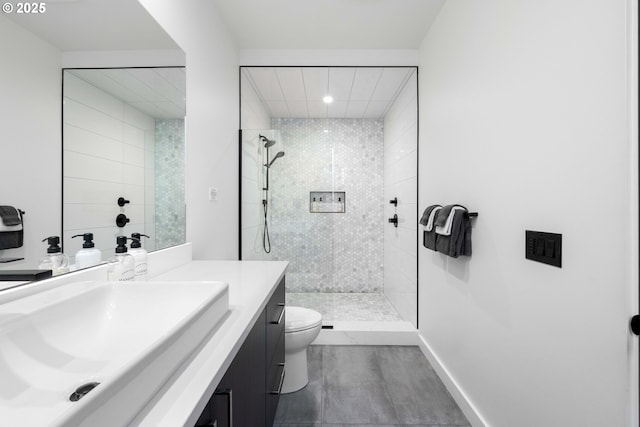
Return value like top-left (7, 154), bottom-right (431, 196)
top-left (0, 280), bottom-right (229, 426)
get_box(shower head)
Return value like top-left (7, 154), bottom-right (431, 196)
top-left (266, 151), bottom-right (285, 168)
top-left (260, 135), bottom-right (276, 148)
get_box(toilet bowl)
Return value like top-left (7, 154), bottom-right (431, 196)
top-left (281, 306), bottom-right (322, 394)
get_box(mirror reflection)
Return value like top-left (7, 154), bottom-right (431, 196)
top-left (62, 67), bottom-right (186, 265)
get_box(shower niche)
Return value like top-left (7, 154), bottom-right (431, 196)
top-left (310, 191), bottom-right (345, 213)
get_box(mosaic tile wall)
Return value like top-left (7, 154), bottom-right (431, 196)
top-left (154, 119), bottom-right (186, 249)
top-left (269, 118), bottom-right (384, 293)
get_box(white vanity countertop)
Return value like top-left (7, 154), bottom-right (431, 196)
top-left (0, 281), bottom-right (28, 291)
top-left (130, 260), bottom-right (288, 427)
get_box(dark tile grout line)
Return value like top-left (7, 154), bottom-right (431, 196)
top-left (375, 346), bottom-right (402, 425)
top-left (320, 347), bottom-right (324, 425)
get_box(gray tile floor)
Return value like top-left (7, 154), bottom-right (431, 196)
top-left (274, 346), bottom-right (470, 427)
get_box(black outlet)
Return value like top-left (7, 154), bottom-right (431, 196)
top-left (525, 230), bottom-right (562, 268)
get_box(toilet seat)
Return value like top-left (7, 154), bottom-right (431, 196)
top-left (285, 306), bottom-right (322, 333)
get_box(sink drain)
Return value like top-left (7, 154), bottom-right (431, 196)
top-left (69, 382), bottom-right (100, 402)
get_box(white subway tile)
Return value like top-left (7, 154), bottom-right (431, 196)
top-left (123, 164), bottom-right (145, 186)
top-left (64, 74), bottom-right (124, 120)
top-left (124, 124), bottom-right (145, 149)
top-left (63, 150), bottom-right (123, 184)
top-left (64, 98), bottom-right (124, 142)
top-left (63, 177), bottom-right (122, 205)
top-left (123, 144), bottom-right (145, 168)
top-left (63, 124), bottom-right (123, 162)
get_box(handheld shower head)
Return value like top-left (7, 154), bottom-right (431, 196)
top-left (260, 135), bottom-right (276, 148)
top-left (266, 151), bottom-right (285, 168)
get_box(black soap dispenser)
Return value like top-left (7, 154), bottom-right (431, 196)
top-left (107, 236), bottom-right (135, 281)
top-left (38, 236), bottom-right (69, 276)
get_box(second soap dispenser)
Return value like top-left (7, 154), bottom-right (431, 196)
top-left (129, 233), bottom-right (150, 281)
top-left (107, 236), bottom-right (135, 281)
top-left (71, 233), bottom-right (102, 270)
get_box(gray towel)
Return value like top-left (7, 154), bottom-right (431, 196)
top-left (423, 230), bottom-right (437, 251)
top-left (0, 206), bottom-right (21, 226)
top-left (435, 209), bottom-right (472, 258)
top-left (421, 205), bottom-right (442, 251)
top-left (419, 204), bottom-right (441, 227)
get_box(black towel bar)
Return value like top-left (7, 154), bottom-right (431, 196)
top-left (467, 212), bottom-right (478, 217)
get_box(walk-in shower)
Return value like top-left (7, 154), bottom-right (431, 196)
top-left (240, 66), bottom-right (418, 337)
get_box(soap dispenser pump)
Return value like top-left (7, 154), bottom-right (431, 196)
top-left (129, 233), bottom-right (150, 281)
top-left (71, 233), bottom-right (102, 270)
top-left (107, 236), bottom-right (135, 281)
top-left (38, 236), bottom-right (70, 276)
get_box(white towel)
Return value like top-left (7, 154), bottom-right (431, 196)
top-left (435, 206), bottom-right (465, 236)
top-left (425, 206), bottom-right (441, 231)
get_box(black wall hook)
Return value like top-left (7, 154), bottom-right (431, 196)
top-left (389, 197), bottom-right (398, 206)
top-left (116, 213), bottom-right (130, 228)
top-left (388, 214), bottom-right (398, 228)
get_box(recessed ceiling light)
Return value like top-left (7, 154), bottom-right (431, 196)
top-left (322, 95), bottom-right (333, 104)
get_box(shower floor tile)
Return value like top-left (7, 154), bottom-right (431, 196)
top-left (285, 293), bottom-right (403, 322)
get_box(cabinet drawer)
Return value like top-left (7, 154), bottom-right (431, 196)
top-left (266, 332), bottom-right (285, 427)
top-left (266, 278), bottom-right (285, 365)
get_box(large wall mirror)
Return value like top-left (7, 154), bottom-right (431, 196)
top-left (0, 0), bottom-right (185, 289)
top-left (62, 67), bottom-right (187, 262)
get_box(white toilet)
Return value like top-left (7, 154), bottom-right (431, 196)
top-left (281, 306), bottom-right (322, 394)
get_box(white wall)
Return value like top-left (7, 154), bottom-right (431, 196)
top-left (418, 0), bottom-right (632, 426)
top-left (62, 73), bottom-right (155, 261)
top-left (0, 15), bottom-right (61, 268)
top-left (138, 0), bottom-right (240, 260)
top-left (239, 49), bottom-right (418, 67)
top-left (384, 70), bottom-right (418, 327)
top-left (240, 69), bottom-right (272, 260)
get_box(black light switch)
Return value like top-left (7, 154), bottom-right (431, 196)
top-left (526, 230), bottom-right (562, 268)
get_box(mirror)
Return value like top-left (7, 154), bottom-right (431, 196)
top-left (0, 1), bottom-right (185, 286)
top-left (62, 67), bottom-right (187, 263)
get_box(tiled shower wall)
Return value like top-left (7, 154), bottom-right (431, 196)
top-left (154, 119), bottom-right (186, 249)
top-left (383, 70), bottom-right (418, 327)
top-left (63, 73), bottom-right (155, 261)
top-left (269, 118), bottom-right (384, 293)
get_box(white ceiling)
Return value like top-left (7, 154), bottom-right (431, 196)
top-left (244, 67), bottom-right (415, 119)
top-left (4, 0), bottom-right (179, 51)
top-left (212, 0), bottom-right (446, 49)
top-left (68, 68), bottom-right (186, 119)
top-left (6, 0), bottom-right (434, 119)
top-left (5, 0), bottom-right (445, 51)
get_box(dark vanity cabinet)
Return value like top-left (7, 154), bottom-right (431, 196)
top-left (265, 277), bottom-right (286, 426)
top-left (195, 277), bottom-right (285, 427)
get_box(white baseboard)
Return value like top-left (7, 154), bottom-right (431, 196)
top-left (417, 334), bottom-right (489, 427)
top-left (312, 321), bottom-right (417, 345)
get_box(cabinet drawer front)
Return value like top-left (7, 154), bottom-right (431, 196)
top-left (266, 278), bottom-right (285, 364)
top-left (266, 333), bottom-right (285, 427)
